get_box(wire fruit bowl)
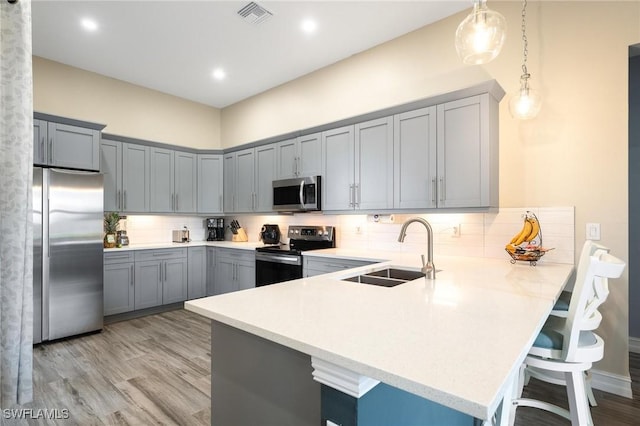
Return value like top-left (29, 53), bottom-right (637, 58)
top-left (505, 211), bottom-right (554, 266)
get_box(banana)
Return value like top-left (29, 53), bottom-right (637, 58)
top-left (525, 218), bottom-right (540, 242)
top-left (513, 219), bottom-right (532, 246)
top-left (509, 219), bottom-right (529, 244)
top-left (509, 220), bottom-right (524, 244)
top-left (505, 243), bottom-right (517, 253)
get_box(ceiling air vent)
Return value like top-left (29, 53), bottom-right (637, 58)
top-left (237, 2), bottom-right (273, 25)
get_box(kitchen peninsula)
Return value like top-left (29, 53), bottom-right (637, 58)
top-left (185, 252), bottom-right (573, 425)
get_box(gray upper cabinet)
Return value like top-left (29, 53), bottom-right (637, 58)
top-left (321, 125), bottom-right (354, 211)
top-left (224, 148), bottom-right (256, 213)
top-left (276, 132), bottom-right (322, 179)
top-left (235, 149), bottom-right (256, 212)
top-left (48, 123), bottom-right (101, 171)
top-left (322, 119), bottom-right (393, 212)
top-left (255, 144), bottom-right (277, 212)
top-left (436, 94), bottom-right (497, 209)
top-left (149, 147), bottom-right (175, 213)
top-left (33, 117), bottom-right (102, 171)
top-left (197, 154), bottom-right (223, 214)
top-left (122, 143), bottom-right (151, 212)
top-left (393, 107), bottom-right (437, 209)
top-left (174, 151), bottom-right (197, 213)
top-left (150, 148), bottom-right (196, 213)
top-left (33, 119), bottom-right (47, 166)
top-left (223, 153), bottom-right (236, 213)
top-left (101, 139), bottom-right (150, 213)
top-left (276, 138), bottom-right (297, 179)
top-left (101, 139), bottom-right (122, 212)
top-left (354, 117), bottom-right (394, 210)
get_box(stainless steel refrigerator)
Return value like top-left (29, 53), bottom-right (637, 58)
top-left (33, 167), bottom-right (104, 343)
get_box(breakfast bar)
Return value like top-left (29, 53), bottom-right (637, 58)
top-left (185, 252), bottom-right (573, 425)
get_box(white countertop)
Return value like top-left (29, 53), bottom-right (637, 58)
top-left (185, 251), bottom-right (573, 420)
top-left (103, 240), bottom-right (265, 252)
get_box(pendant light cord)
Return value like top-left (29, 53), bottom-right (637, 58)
top-left (520, 0), bottom-right (530, 88)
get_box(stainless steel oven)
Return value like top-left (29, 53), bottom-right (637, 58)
top-left (272, 176), bottom-right (321, 212)
top-left (255, 225), bottom-right (335, 287)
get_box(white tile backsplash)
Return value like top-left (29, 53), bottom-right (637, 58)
top-left (123, 207), bottom-right (575, 264)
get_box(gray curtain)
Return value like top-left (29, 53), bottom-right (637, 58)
top-left (0, 0), bottom-right (34, 405)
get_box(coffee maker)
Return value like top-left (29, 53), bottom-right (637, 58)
top-left (206, 218), bottom-right (225, 241)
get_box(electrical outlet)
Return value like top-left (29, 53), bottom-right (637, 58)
top-left (452, 224), bottom-right (461, 237)
top-left (586, 223), bottom-right (601, 241)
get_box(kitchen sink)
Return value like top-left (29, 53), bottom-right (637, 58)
top-left (342, 267), bottom-right (427, 288)
top-left (366, 268), bottom-right (426, 281)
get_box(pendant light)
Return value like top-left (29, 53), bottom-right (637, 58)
top-left (455, 0), bottom-right (507, 65)
top-left (509, 0), bottom-right (542, 119)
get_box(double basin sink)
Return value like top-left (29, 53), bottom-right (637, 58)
top-left (343, 268), bottom-right (426, 288)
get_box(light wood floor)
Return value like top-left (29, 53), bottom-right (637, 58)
top-left (10, 309), bottom-right (640, 425)
top-left (15, 309), bottom-right (211, 425)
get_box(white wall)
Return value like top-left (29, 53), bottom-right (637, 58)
top-left (33, 57), bottom-right (221, 149)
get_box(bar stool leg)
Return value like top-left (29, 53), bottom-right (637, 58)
top-left (566, 370), bottom-right (594, 426)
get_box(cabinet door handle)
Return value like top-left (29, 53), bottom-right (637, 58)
top-left (124, 190), bottom-right (127, 210)
top-left (40, 137), bottom-right (45, 162)
top-left (176, 194), bottom-right (179, 211)
top-left (117, 190), bottom-right (121, 210)
top-left (165, 262), bottom-right (167, 282)
top-left (48, 137), bottom-right (53, 163)
top-left (219, 195), bottom-right (222, 211)
top-left (439, 178), bottom-right (444, 203)
top-left (130, 265), bottom-right (134, 286)
top-left (431, 178), bottom-right (436, 205)
top-left (349, 184), bottom-right (354, 207)
top-left (355, 184), bottom-right (360, 208)
top-left (293, 157), bottom-right (297, 176)
top-left (159, 262), bottom-right (163, 282)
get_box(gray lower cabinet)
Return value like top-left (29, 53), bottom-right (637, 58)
top-left (187, 247), bottom-right (207, 299)
top-left (214, 248), bottom-right (255, 295)
top-left (303, 256), bottom-right (375, 278)
top-left (104, 251), bottom-right (135, 315)
top-left (134, 248), bottom-right (188, 309)
top-left (34, 116), bottom-right (103, 171)
top-left (206, 247), bottom-right (216, 296)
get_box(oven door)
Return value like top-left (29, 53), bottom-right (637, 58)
top-left (255, 251), bottom-right (303, 286)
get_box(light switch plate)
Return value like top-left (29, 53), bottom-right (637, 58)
top-left (586, 223), bottom-right (601, 241)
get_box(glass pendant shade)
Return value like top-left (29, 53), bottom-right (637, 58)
top-left (509, 86), bottom-right (542, 119)
top-left (455, 1), bottom-right (507, 65)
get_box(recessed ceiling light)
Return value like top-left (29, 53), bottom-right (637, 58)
top-left (301, 19), bottom-right (317, 34)
top-left (81, 18), bottom-right (98, 32)
top-left (212, 68), bottom-right (226, 81)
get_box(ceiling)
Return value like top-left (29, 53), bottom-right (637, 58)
top-left (31, 1), bottom-right (469, 108)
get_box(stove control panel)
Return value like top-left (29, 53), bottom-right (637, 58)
top-left (288, 225), bottom-right (334, 242)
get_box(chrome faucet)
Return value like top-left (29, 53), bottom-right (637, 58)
top-left (398, 217), bottom-right (436, 279)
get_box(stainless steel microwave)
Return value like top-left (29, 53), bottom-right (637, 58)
top-left (272, 176), bottom-right (321, 212)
